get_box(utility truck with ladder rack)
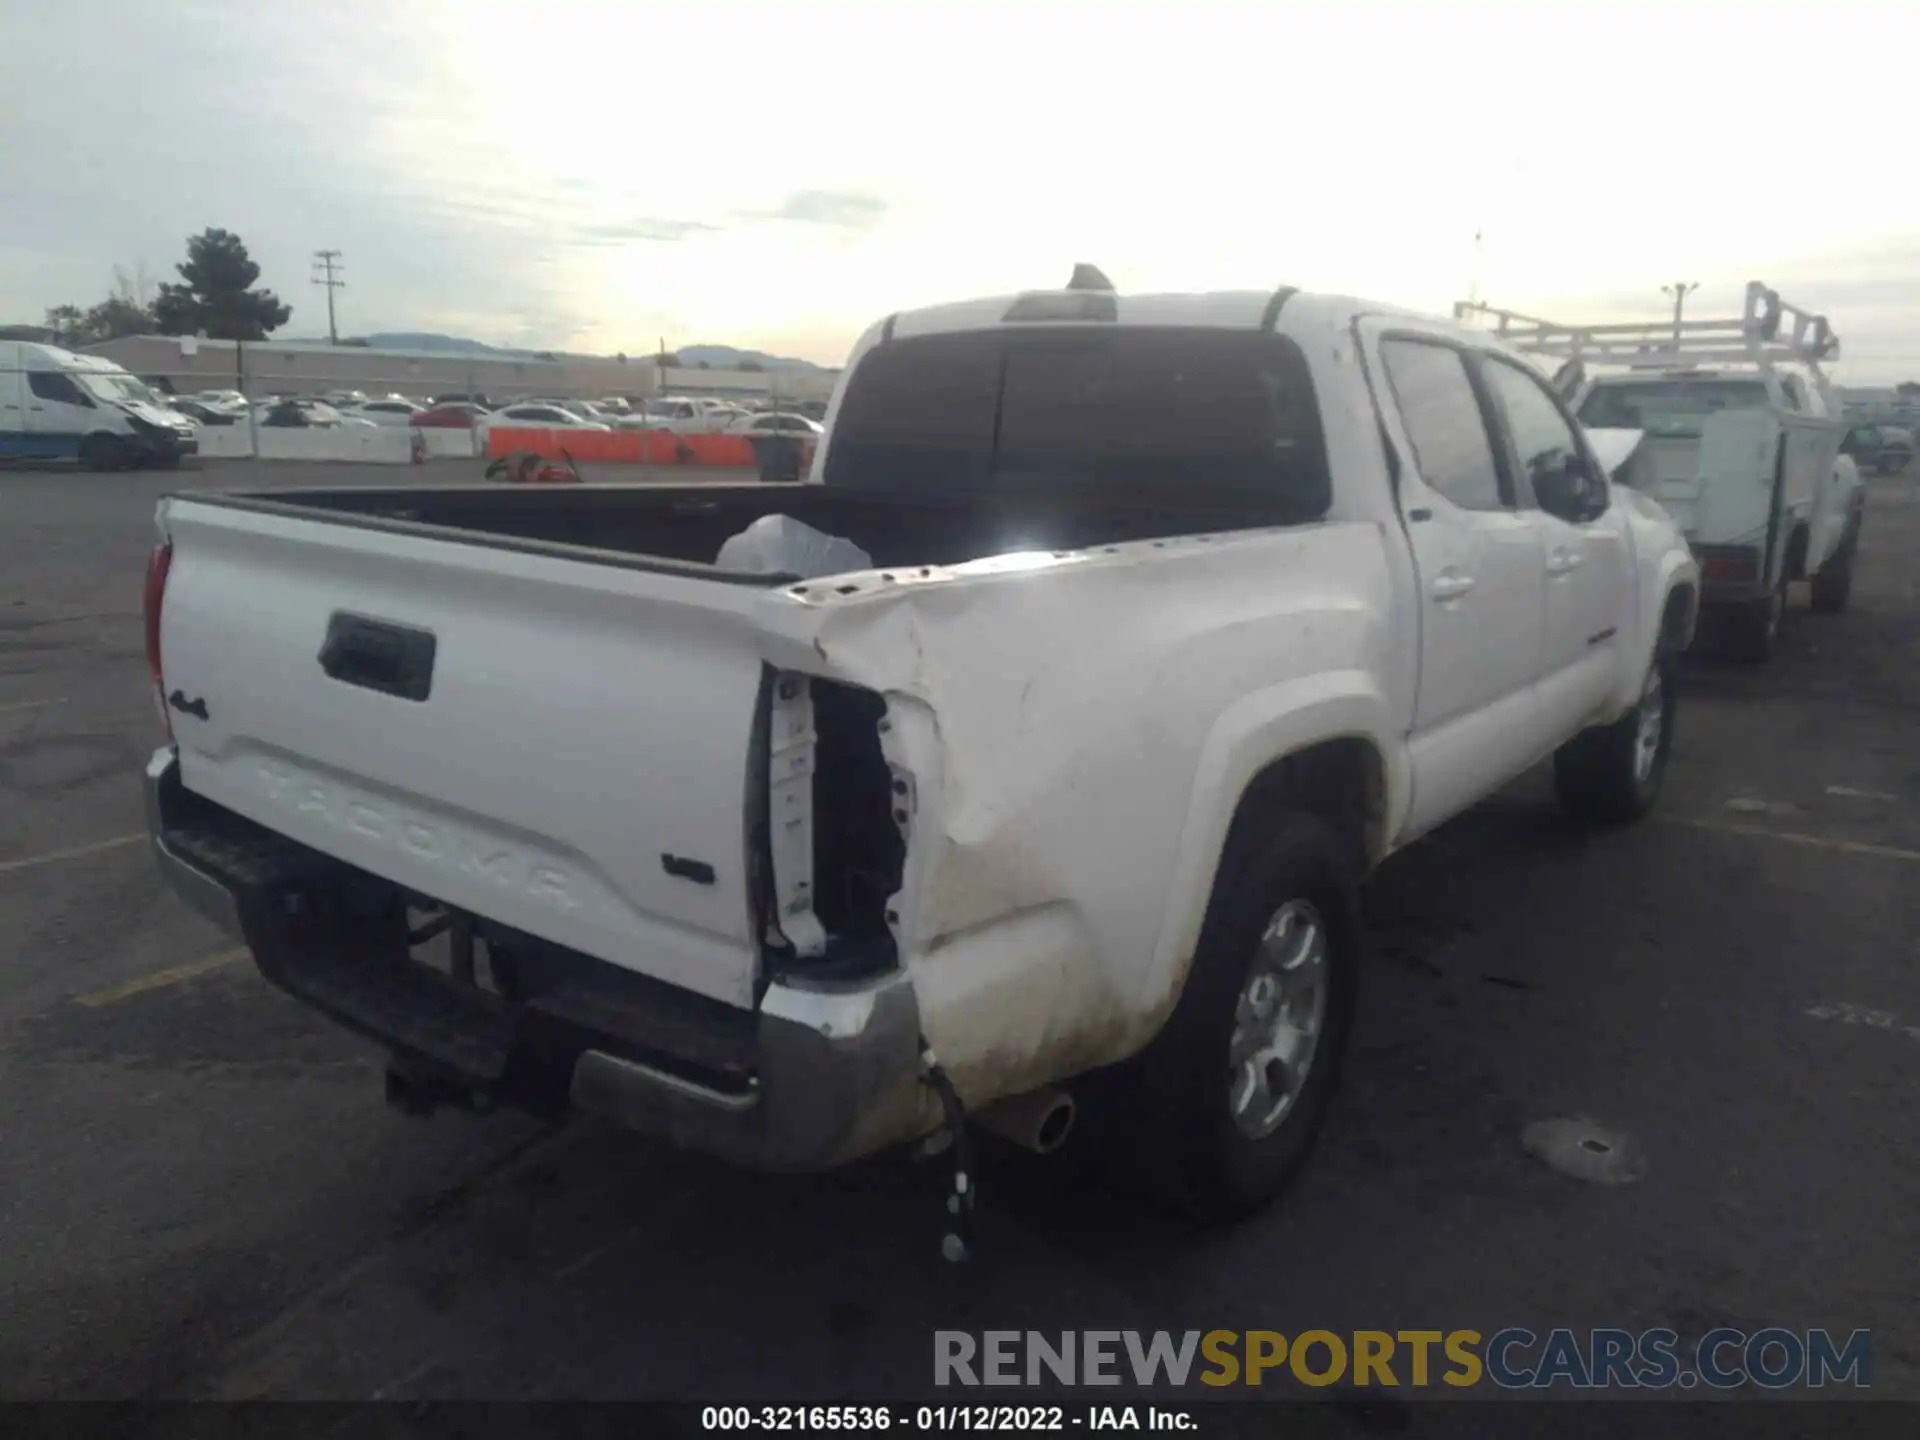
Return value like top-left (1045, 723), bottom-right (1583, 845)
top-left (1456, 282), bottom-right (1861, 661)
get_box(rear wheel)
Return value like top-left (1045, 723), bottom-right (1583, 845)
top-left (1724, 575), bottom-right (1786, 663)
top-left (1810, 523), bottom-right (1859, 614)
top-left (1554, 650), bottom-right (1675, 824)
top-left (79, 433), bottom-right (128, 472)
top-left (1098, 812), bottom-right (1360, 1222)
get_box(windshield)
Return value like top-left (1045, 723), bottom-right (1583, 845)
top-left (823, 327), bottom-right (1329, 521)
top-left (79, 372), bottom-right (160, 405)
top-left (1578, 380), bottom-right (1770, 438)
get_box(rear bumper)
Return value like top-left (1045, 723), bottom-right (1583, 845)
top-left (144, 747), bottom-right (925, 1170)
top-left (1691, 544), bottom-right (1772, 606)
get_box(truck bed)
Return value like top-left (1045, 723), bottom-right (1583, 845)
top-left (198, 480), bottom-right (1311, 578)
top-left (155, 476), bottom-right (1326, 1019)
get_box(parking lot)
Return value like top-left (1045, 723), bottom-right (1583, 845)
top-left (1, 458), bottom-right (1915, 1402)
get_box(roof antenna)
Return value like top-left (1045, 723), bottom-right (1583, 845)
top-left (1067, 263), bottom-right (1114, 292)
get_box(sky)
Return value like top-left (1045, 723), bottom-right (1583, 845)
top-left (3, 0), bottom-right (1917, 381)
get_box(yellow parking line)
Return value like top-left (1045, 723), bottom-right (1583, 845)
top-left (0, 833), bottom-right (145, 876)
top-left (1670, 818), bottom-right (1920, 864)
top-left (76, 948), bottom-right (250, 1007)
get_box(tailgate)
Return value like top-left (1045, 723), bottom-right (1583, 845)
top-left (159, 499), bottom-right (771, 1008)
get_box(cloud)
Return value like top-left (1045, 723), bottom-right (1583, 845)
top-left (746, 189), bottom-right (891, 231)
top-left (568, 218), bottom-right (721, 246)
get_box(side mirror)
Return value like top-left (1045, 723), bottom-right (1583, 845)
top-left (1534, 451), bottom-right (1608, 522)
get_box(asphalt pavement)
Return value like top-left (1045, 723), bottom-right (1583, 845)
top-left (1, 457), bottom-right (1915, 1403)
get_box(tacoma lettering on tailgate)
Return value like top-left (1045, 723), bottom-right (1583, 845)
top-left (255, 760), bottom-right (578, 911)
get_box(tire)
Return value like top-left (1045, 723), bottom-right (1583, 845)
top-left (78, 433), bottom-right (128, 472)
top-left (1554, 649), bottom-right (1675, 825)
top-left (1809, 523), bottom-right (1858, 614)
top-left (1723, 575), bottom-right (1786, 663)
top-left (1098, 812), bottom-right (1360, 1222)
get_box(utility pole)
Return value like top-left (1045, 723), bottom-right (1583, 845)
top-left (1469, 229), bottom-right (1484, 307)
top-left (1661, 281), bottom-right (1699, 346)
top-left (311, 250), bottom-right (345, 345)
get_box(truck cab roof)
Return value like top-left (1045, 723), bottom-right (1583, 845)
top-left (873, 285), bottom-right (1447, 352)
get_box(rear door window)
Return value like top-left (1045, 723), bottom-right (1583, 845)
top-left (1379, 339), bottom-right (1506, 512)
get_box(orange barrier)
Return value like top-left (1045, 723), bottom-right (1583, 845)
top-left (484, 427), bottom-right (765, 467)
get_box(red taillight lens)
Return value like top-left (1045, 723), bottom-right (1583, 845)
top-left (144, 540), bottom-right (173, 739)
top-left (1701, 555), bottom-right (1756, 583)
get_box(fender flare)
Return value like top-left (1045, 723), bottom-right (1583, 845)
top-left (1142, 672), bottom-right (1405, 1019)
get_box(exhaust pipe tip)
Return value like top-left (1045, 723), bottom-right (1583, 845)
top-left (977, 1087), bottom-right (1077, 1156)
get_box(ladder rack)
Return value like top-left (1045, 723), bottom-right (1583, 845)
top-left (1454, 281), bottom-right (1839, 369)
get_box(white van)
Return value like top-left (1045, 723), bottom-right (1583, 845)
top-left (0, 342), bottom-right (199, 468)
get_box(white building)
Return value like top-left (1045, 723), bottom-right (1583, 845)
top-left (85, 334), bottom-right (838, 406)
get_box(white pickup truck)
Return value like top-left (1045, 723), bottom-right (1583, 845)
top-left (1460, 284), bottom-right (1860, 662)
top-left (144, 278), bottom-right (1698, 1221)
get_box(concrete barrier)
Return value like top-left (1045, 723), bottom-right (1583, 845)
top-left (255, 425), bottom-right (416, 464)
top-left (419, 427), bottom-right (479, 459)
top-left (195, 424), bottom-right (255, 459)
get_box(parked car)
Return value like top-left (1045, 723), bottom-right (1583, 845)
top-left (170, 398), bottom-right (240, 427)
top-left (729, 411), bottom-right (825, 437)
top-left (482, 404), bottom-right (612, 432)
top-left (433, 392), bottom-right (496, 409)
top-left (1842, 423), bottom-right (1914, 475)
top-left (193, 389), bottom-right (251, 415)
top-left (258, 398), bottom-right (348, 428)
top-left (348, 398), bottom-right (426, 427)
top-left (143, 276), bottom-right (1698, 1223)
top-left (412, 403), bottom-right (489, 429)
top-left (322, 390), bottom-right (371, 409)
top-left (0, 341), bottom-right (198, 468)
top-left (614, 397), bottom-right (740, 433)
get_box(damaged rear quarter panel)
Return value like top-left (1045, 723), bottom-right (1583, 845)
top-left (752, 523), bottom-right (1401, 1105)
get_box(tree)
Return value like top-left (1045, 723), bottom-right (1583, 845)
top-left (44, 305), bottom-right (84, 345)
top-left (82, 295), bottom-right (156, 342)
top-left (1897, 381), bottom-right (1920, 403)
top-left (153, 228), bottom-right (291, 340)
top-left (737, 359), bottom-right (765, 372)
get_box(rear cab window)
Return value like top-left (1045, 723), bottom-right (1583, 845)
top-left (1577, 379), bottom-right (1770, 438)
top-left (823, 327), bottom-right (1330, 523)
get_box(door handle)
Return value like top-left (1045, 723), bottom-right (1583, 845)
top-left (1546, 548), bottom-right (1582, 576)
top-left (1430, 573), bottom-right (1475, 602)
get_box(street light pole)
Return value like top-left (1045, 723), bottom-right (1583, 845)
top-left (1661, 281), bottom-right (1700, 346)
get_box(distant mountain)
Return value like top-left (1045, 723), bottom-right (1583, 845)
top-left (304, 332), bottom-right (831, 372)
top-left (378, 332), bottom-right (521, 355)
top-left (674, 345), bottom-right (828, 374)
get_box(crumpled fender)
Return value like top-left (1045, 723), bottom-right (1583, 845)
top-left (746, 524), bottom-right (1407, 1098)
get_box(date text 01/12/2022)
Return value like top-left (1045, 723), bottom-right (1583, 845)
top-left (700, 1407), bottom-right (1197, 1432)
